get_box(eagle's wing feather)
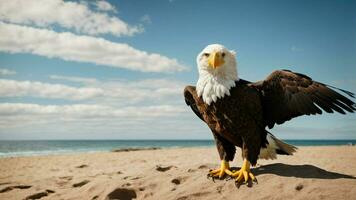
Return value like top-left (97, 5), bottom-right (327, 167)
top-left (184, 85), bottom-right (237, 161)
top-left (251, 70), bottom-right (355, 128)
top-left (184, 86), bottom-right (205, 121)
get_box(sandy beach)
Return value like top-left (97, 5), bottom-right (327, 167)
top-left (0, 146), bottom-right (356, 200)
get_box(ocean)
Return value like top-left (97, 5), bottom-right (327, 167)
top-left (0, 140), bottom-right (355, 157)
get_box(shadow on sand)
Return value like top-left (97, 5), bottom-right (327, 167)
top-left (251, 163), bottom-right (356, 179)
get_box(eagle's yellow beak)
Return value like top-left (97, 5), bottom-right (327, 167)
top-left (208, 52), bottom-right (225, 69)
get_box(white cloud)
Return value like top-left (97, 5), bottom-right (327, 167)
top-left (0, 76), bottom-right (196, 138)
top-left (0, 77), bottom-right (186, 103)
top-left (0, 79), bottom-right (103, 100)
top-left (0, 68), bottom-right (16, 75)
top-left (94, 0), bottom-right (117, 12)
top-left (0, 103), bottom-right (185, 120)
top-left (49, 75), bottom-right (98, 84)
top-left (0, 0), bottom-right (139, 36)
top-left (0, 102), bottom-right (203, 139)
top-left (0, 76), bottom-right (197, 138)
top-left (0, 22), bottom-right (187, 72)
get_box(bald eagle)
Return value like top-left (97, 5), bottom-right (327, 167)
top-left (184, 44), bottom-right (355, 185)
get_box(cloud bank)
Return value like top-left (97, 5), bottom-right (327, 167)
top-left (0, 77), bottom-right (185, 103)
top-left (0, 22), bottom-right (187, 72)
top-left (0, 0), bottom-right (139, 36)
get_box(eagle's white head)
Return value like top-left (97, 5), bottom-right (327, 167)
top-left (196, 44), bottom-right (239, 105)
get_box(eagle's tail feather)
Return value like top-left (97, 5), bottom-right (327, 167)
top-left (272, 134), bottom-right (298, 155)
top-left (259, 132), bottom-right (297, 160)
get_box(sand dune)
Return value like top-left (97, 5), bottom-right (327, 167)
top-left (0, 146), bottom-right (356, 200)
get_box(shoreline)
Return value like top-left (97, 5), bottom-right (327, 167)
top-left (0, 144), bottom-right (355, 158)
top-left (1, 139), bottom-right (355, 158)
top-left (1, 146), bottom-right (356, 199)
top-left (0, 146), bottom-right (206, 158)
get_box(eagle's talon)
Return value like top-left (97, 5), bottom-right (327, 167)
top-left (206, 173), bottom-right (216, 182)
top-left (234, 181), bottom-right (242, 188)
top-left (211, 176), bottom-right (215, 182)
top-left (207, 160), bottom-right (233, 179)
top-left (231, 159), bottom-right (256, 186)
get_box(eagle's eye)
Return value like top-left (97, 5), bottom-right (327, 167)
top-left (222, 52), bottom-right (226, 57)
top-left (203, 53), bottom-right (210, 57)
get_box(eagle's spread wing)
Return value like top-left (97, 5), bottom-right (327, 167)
top-left (252, 70), bottom-right (355, 129)
top-left (184, 86), bottom-right (205, 121)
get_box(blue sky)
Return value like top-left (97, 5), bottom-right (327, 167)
top-left (0, 0), bottom-right (355, 140)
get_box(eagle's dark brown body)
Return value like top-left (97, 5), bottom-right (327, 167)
top-left (185, 80), bottom-right (266, 165)
top-left (184, 70), bottom-right (355, 166)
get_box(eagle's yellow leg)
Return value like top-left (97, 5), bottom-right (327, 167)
top-left (231, 159), bottom-right (257, 183)
top-left (208, 160), bottom-right (234, 179)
